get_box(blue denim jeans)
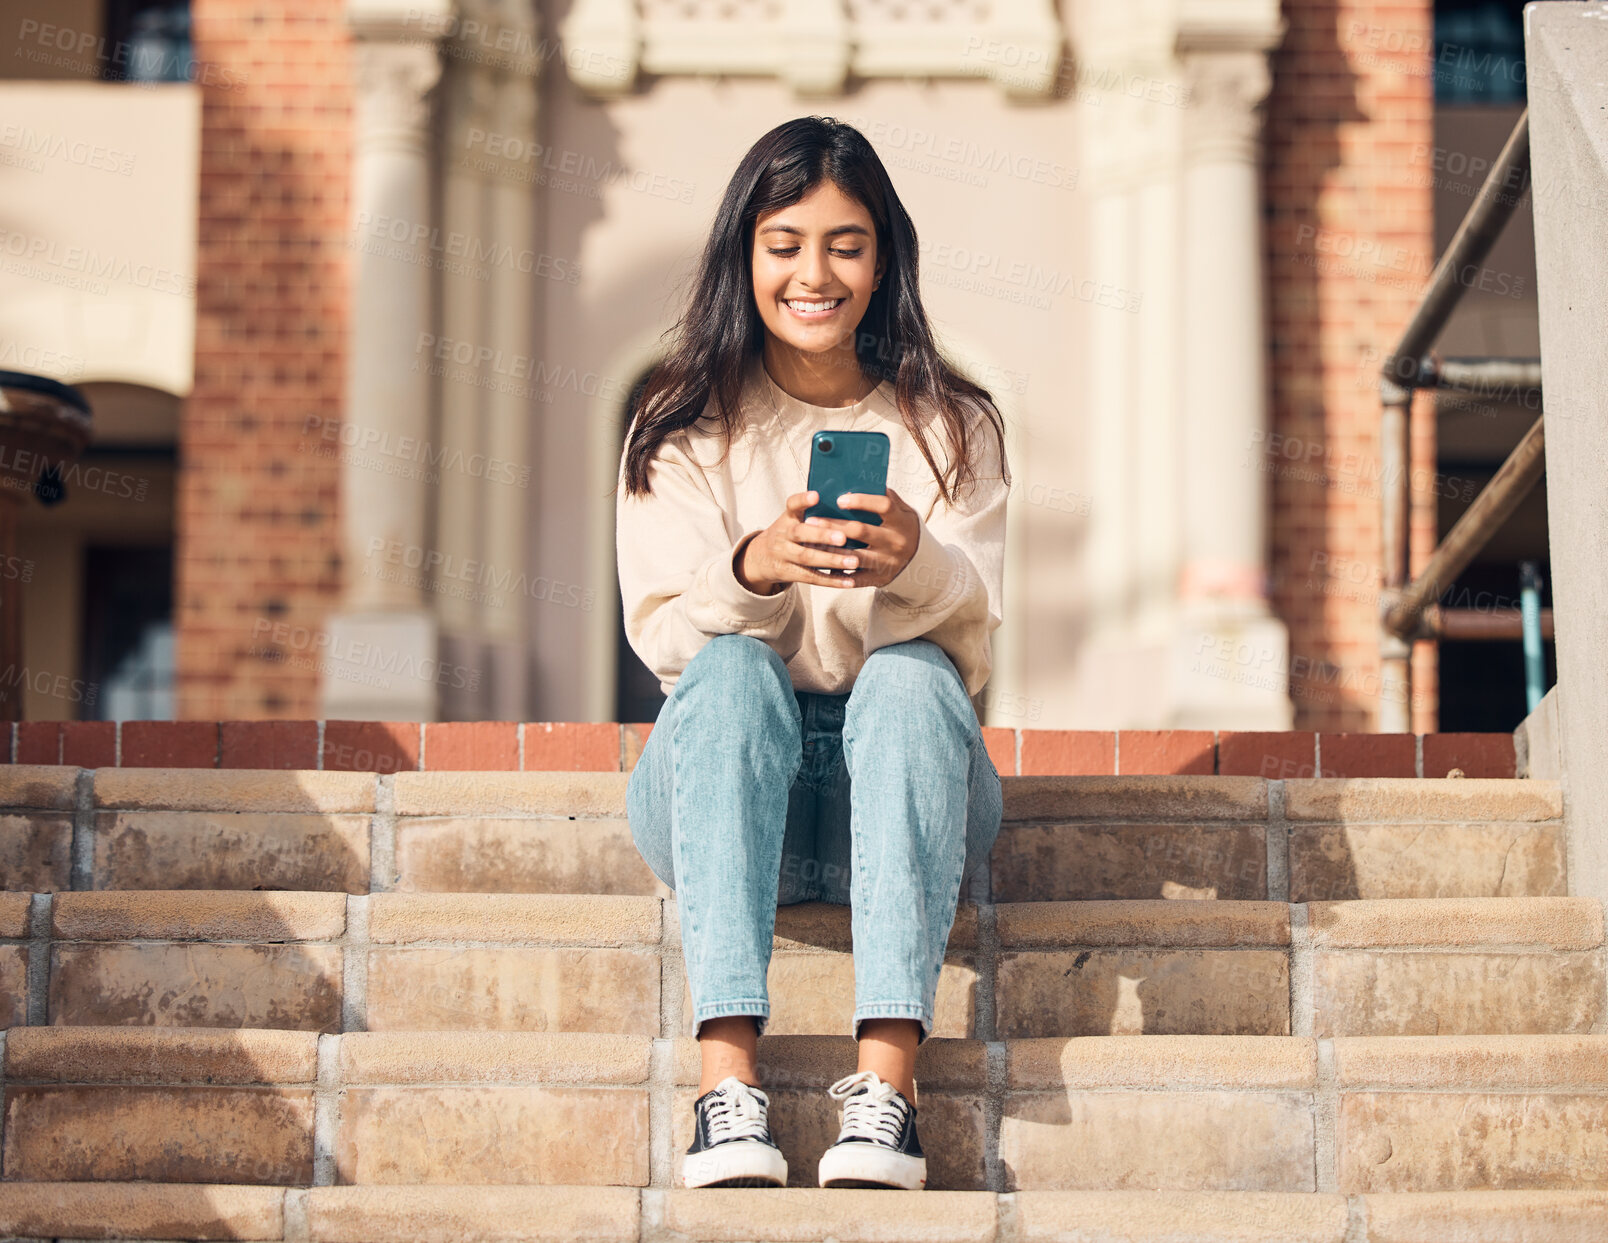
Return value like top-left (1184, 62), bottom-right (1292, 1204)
top-left (626, 633), bottom-right (1004, 1045)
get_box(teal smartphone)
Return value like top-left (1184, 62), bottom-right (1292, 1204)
top-left (804, 430), bottom-right (889, 576)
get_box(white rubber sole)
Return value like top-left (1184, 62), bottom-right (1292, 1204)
top-left (682, 1140), bottom-right (789, 1188)
top-left (818, 1141), bottom-right (927, 1190)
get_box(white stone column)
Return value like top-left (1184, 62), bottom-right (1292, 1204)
top-left (1064, 0), bottom-right (1186, 726)
top-left (322, 6), bottom-right (446, 721)
top-left (433, 55), bottom-right (495, 720)
top-left (478, 67), bottom-right (536, 721)
top-left (1170, 41), bottom-right (1294, 729)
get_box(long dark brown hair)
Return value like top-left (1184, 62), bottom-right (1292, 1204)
top-left (618, 115), bottom-right (1010, 505)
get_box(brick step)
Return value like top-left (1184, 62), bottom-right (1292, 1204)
top-left (3, 890), bottom-right (1600, 1038)
top-left (0, 768), bottom-right (1566, 903)
top-left (4, 1028), bottom-right (1608, 1197)
top-left (1, 1184), bottom-right (1604, 1243)
top-left (0, 1184), bottom-right (1606, 1243)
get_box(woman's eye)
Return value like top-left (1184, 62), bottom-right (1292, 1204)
top-left (763, 247), bottom-right (864, 258)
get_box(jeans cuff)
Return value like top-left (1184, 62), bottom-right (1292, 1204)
top-left (852, 1003), bottom-right (933, 1046)
top-left (692, 1000), bottom-right (772, 1040)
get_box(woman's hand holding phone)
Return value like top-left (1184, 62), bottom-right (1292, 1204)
top-left (734, 487), bottom-right (920, 593)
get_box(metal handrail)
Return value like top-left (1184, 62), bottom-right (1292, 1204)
top-left (1376, 109), bottom-right (1542, 732)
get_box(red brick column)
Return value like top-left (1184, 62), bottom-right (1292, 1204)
top-left (1263, 0), bottom-right (1439, 730)
top-left (179, 0), bottom-right (352, 717)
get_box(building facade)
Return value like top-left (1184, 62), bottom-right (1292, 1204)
top-left (0, 0), bottom-right (1547, 731)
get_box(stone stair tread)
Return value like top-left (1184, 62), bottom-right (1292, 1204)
top-left (10, 1025), bottom-right (1608, 1088)
top-left (6, 771), bottom-right (1566, 902)
top-left (2, 1184), bottom-right (1607, 1242)
top-left (23, 889), bottom-right (1604, 952)
top-left (8, 1030), bottom-right (1608, 1198)
top-left (60, 766), bottom-right (1563, 823)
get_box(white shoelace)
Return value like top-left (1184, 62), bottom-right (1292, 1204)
top-left (704, 1076), bottom-right (772, 1143)
top-left (827, 1070), bottom-right (909, 1144)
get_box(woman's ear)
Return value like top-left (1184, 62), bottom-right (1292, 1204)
top-left (874, 257), bottom-right (886, 291)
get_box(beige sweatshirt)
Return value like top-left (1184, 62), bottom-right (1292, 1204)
top-left (615, 354), bottom-right (1009, 699)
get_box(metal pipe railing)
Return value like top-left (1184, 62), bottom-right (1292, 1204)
top-left (1375, 110), bottom-right (1536, 732)
top-left (1421, 605), bottom-right (1554, 642)
top-left (1421, 357), bottom-right (1543, 395)
top-left (1381, 113), bottom-right (1531, 387)
top-left (1383, 413), bottom-right (1546, 640)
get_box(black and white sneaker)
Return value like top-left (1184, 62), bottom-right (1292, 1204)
top-left (681, 1075), bottom-right (789, 1188)
top-left (817, 1070), bottom-right (927, 1190)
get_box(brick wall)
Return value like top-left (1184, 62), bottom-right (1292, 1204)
top-left (178, 0), bottom-right (351, 718)
top-left (1263, 0), bottom-right (1440, 731)
top-left (2, 720), bottom-right (1519, 778)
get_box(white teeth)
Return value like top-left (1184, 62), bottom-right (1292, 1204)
top-left (786, 298), bottom-right (842, 313)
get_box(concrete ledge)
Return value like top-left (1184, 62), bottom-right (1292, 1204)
top-left (366, 893), bottom-right (661, 945)
top-left (51, 890), bottom-right (348, 941)
top-left (1006, 1035), bottom-right (1317, 1090)
top-left (1332, 1034), bottom-right (1608, 1090)
top-left (1015, 1190), bottom-right (1347, 1242)
top-left (339, 1031), bottom-right (652, 1085)
top-left (996, 899), bottom-right (1291, 947)
top-left (93, 768), bottom-right (377, 813)
top-left (392, 770), bottom-right (629, 816)
top-left (1284, 779), bottom-right (1563, 823)
top-left (1004, 776), bottom-right (1269, 822)
top-left (305, 1185), bottom-right (641, 1242)
top-left (0, 765), bottom-right (81, 810)
top-left (0, 890), bottom-right (31, 937)
top-left (0, 1182), bottom-right (286, 1240)
top-left (661, 1188), bottom-right (997, 1241)
top-left (1361, 1189), bottom-right (1608, 1241)
top-left (1306, 897), bottom-right (1604, 950)
top-left (4, 1026), bottom-right (318, 1083)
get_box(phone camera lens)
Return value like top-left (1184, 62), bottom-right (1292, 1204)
top-left (818, 437), bottom-right (833, 454)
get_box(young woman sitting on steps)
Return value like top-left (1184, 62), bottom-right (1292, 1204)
top-left (616, 115), bottom-right (1010, 1191)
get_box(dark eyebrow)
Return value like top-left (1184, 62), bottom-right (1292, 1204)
top-left (757, 223), bottom-right (871, 238)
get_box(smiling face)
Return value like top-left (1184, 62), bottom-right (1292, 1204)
top-left (751, 179), bottom-right (886, 371)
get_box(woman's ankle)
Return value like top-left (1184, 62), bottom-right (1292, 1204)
top-left (697, 1014), bottom-right (762, 1094)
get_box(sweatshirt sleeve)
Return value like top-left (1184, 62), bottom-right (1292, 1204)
top-left (616, 428), bottom-right (804, 691)
top-left (864, 403), bottom-right (1009, 698)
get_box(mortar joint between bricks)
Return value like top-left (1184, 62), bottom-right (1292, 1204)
top-left (1289, 901), bottom-right (1313, 1039)
top-left (1414, 731), bottom-right (1424, 778)
top-left (1313, 1035), bottom-right (1339, 1195)
top-left (983, 1039), bottom-right (1008, 1193)
top-left (639, 1187), bottom-right (667, 1243)
top-left (342, 895), bottom-right (370, 1032)
top-left (649, 1037), bottom-right (675, 1189)
top-left (974, 900), bottom-right (999, 1043)
top-left (1266, 778), bottom-right (1290, 903)
top-left (1342, 1192), bottom-right (1370, 1243)
top-left (995, 1189), bottom-right (1022, 1243)
top-left (312, 1034), bottom-right (340, 1186)
top-left (282, 1187), bottom-right (311, 1243)
top-left (370, 775), bottom-right (397, 892)
top-left (70, 767), bottom-right (95, 891)
top-left (26, 892), bottom-right (51, 1027)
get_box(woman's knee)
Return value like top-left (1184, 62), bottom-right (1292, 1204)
top-left (857, 639), bottom-right (963, 694)
top-left (848, 640), bottom-right (973, 739)
top-left (685, 632), bottom-right (789, 682)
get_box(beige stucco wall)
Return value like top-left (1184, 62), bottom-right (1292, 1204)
top-left (0, 82), bottom-right (199, 395)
